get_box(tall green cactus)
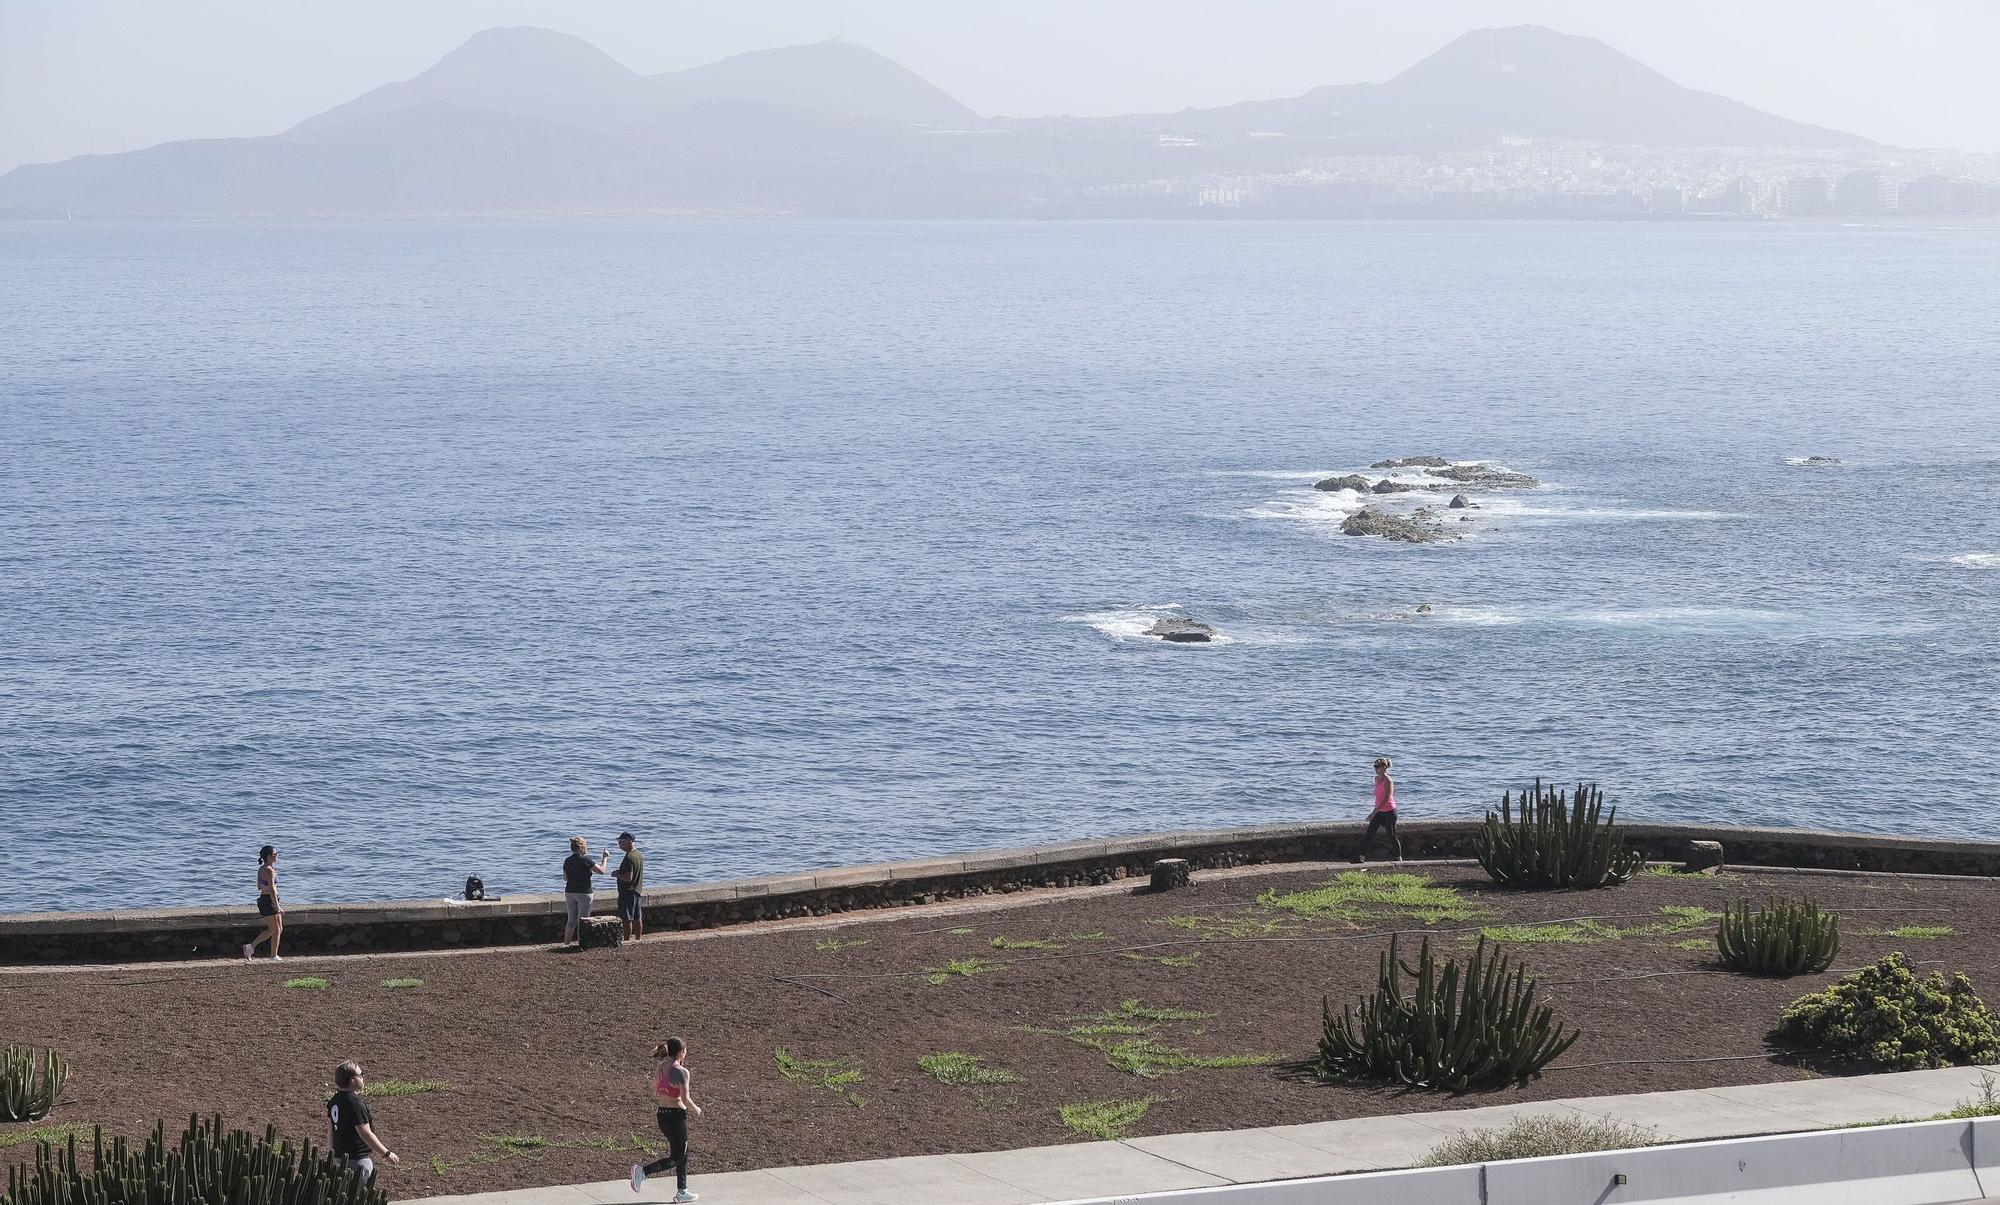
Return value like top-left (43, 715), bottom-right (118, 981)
top-left (1475, 779), bottom-right (1643, 889)
top-left (0, 1045), bottom-right (66, 1123)
top-left (1717, 899), bottom-right (1840, 975)
top-left (2, 1114), bottom-right (386, 1205)
top-left (1318, 934), bottom-right (1580, 1091)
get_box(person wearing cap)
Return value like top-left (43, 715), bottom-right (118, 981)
top-left (614, 831), bottom-right (647, 941)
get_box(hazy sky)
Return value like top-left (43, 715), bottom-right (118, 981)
top-left (4, 1), bottom-right (1998, 172)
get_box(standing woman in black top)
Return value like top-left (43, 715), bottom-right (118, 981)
top-left (243, 845), bottom-right (283, 961)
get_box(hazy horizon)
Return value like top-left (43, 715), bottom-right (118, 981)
top-left (3, 0), bottom-right (1999, 174)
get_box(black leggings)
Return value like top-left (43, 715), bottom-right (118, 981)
top-left (1360, 811), bottom-right (1401, 861)
top-left (642, 1108), bottom-right (689, 1191)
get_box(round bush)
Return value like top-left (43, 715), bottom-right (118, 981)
top-left (1779, 953), bottom-right (2000, 1070)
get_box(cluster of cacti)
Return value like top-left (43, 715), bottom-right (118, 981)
top-left (1779, 953), bottom-right (2000, 1070)
top-left (0, 1045), bottom-right (66, 1123)
top-left (1716, 899), bottom-right (1840, 975)
top-left (2, 1115), bottom-right (387, 1205)
top-left (1475, 779), bottom-right (1643, 889)
top-left (1318, 934), bottom-right (1579, 1091)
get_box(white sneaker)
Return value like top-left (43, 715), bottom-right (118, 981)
top-left (270, 955), bottom-right (282, 962)
top-left (672, 1192), bottom-right (697, 1203)
top-left (629, 1165), bottom-right (644, 1193)
top-left (242, 944), bottom-right (254, 960)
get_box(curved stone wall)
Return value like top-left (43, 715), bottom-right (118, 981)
top-left (1, 821), bottom-right (1993, 965)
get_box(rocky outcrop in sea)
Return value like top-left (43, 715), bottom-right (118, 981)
top-left (1342, 508), bottom-right (1446, 544)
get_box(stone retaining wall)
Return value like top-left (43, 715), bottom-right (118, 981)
top-left (2, 821), bottom-right (1995, 965)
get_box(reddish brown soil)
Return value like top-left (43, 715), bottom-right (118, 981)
top-left (4, 863), bottom-right (1995, 1198)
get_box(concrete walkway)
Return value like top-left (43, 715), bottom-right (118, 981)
top-left (409, 1065), bottom-right (2000, 1205)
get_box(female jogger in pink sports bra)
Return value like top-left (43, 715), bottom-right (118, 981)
top-left (1357, 757), bottom-right (1402, 862)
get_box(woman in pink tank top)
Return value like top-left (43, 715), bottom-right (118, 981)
top-left (1357, 757), bottom-right (1402, 862)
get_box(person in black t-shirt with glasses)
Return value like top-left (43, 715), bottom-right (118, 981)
top-left (327, 1061), bottom-right (398, 1183)
top-left (562, 836), bottom-right (610, 947)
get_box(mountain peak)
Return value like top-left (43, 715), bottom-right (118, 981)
top-left (658, 40), bottom-right (977, 124)
top-left (424, 26), bottom-right (636, 87)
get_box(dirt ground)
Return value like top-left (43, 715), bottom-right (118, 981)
top-left (3, 861), bottom-right (1994, 1197)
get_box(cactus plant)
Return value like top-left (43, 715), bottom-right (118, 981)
top-left (1716, 899), bottom-right (1840, 975)
top-left (0, 1045), bottom-right (66, 1123)
top-left (1319, 935), bottom-right (1579, 1091)
top-left (1475, 779), bottom-right (1643, 889)
top-left (3, 1115), bottom-right (386, 1205)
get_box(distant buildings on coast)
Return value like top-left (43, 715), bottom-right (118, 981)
top-left (1060, 140), bottom-right (2000, 220)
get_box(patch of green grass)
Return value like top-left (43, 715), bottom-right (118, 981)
top-left (1059, 1095), bottom-right (1166, 1141)
top-left (380, 978), bottom-right (424, 989)
top-left (282, 976), bottom-right (329, 990)
top-left (1153, 911), bottom-right (1301, 940)
top-left (947, 927), bottom-right (975, 935)
top-left (482, 1135), bottom-right (548, 1155)
top-left (1119, 952), bottom-right (1202, 968)
top-left (0, 1124), bottom-right (95, 1152)
top-left (1032, 999), bottom-right (1269, 1078)
top-left (918, 1053), bottom-right (1022, 1086)
top-left (1259, 871), bottom-right (1487, 926)
top-left (1095, 1038), bottom-right (1274, 1078)
top-left (1640, 863), bottom-right (1682, 878)
top-left (924, 956), bottom-right (1008, 985)
top-left (429, 1155), bottom-right (450, 1178)
top-left (1860, 925), bottom-right (1955, 939)
top-left (814, 936), bottom-right (871, 953)
top-left (1674, 937), bottom-right (1712, 950)
top-left (364, 1079), bottom-right (449, 1097)
top-left (1481, 906), bottom-right (1724, 947)
top-left (992, 931), bottom-right (1110, 951)
top-left (775, 1048), bottom-right (866, 1106)
top-left (1480, 923), bottom-right (1600, 945)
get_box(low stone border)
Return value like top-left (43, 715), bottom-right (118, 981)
top-left (1, 821), bottom-right (1994, 964)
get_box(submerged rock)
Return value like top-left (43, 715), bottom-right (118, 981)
top-left (1341, 508), bottom-right (1446, 544)
top-left (1448, 493), bottom-right (1476, 509)
top-left (1795, 455), bottom-right (1843, 466)
top-left (1371, 479), bottom-right (1420, 494)
top-left (1424, 464), bottom-right (1539, 488)
top-left (1144, 618), bottom-right (1218, 644)
top-left (1314, 474), bottom-right (1372, 493)
top-left (1371, 456), bottom-right (1452, 469)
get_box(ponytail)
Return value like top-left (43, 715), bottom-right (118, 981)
top-left (651, 1043), bottom-right (670, 1059)
top-left (653, 1036), bottom-right (685, 1060)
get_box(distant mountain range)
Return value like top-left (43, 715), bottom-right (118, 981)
top-left (0, 24), bottom-right (1872, 219)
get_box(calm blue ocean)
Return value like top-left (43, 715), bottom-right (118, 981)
top-left (1, 219), bottom-right (1995, 913)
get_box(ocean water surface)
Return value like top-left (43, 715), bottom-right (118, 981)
top-left (1, 219), bottom-right (1996, 913)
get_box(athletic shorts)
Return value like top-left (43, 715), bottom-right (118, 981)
top-left (617, 889), bottom-right (644, 921)
top-left (257, 894), bottom-right (280, 917)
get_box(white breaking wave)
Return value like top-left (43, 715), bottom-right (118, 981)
top-left (1432, 604), bottom-right (1792, 630)
top-left (1204, 469), bottom-right (1334, 481)
top-left (1062, 604), bottom-right (1236, 645)
top-left (1950, 553), bottom-right (2000, 569)
top-left (1475, 497), bottom-right (1745, 522)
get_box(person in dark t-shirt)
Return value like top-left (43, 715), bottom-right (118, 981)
top-left (562, 836), bottom-right (608, 947)
top-left (326, 1061), bottom-right (398, 1182)
top-left (614, 831), bottom-right (647, 941)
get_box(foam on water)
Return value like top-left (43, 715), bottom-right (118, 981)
top-left (1431, 604), bottom-right (1795, 630)
top-left (1950, 553), bottom-right (2000, 569)
top-left (1063, 604), bottom-right (1238, 645)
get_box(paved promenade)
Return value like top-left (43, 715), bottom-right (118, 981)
top-left (409, 1064), bottom-right (2000, 1205)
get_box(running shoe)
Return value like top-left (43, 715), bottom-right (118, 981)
top-left (242, 944), bottom-right (253, 960)
top-left (628, 1165), bottom-right (644, 1193)
top-left (671, 1193), bottom-right (697, 1203)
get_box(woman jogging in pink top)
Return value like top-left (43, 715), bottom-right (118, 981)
top-left (1356, 757), bottom-right (1402, 863)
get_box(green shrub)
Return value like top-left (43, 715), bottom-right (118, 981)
top-left (1779, 953), bottom-right (2000, 1070)
top-left (1475, 779), bottom-right (1641, 889)
top-left (1418, 1115), bottom-right (1657, 1166)
top-left (2, 1115), bottom-right (385, 1205)
top-left (1, 1045), bottom-right (67, 1123)
top-left (1319, 935), bottom-right (1578, 1091)
top-left (1717, 900), bottom-right (1839, 975)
